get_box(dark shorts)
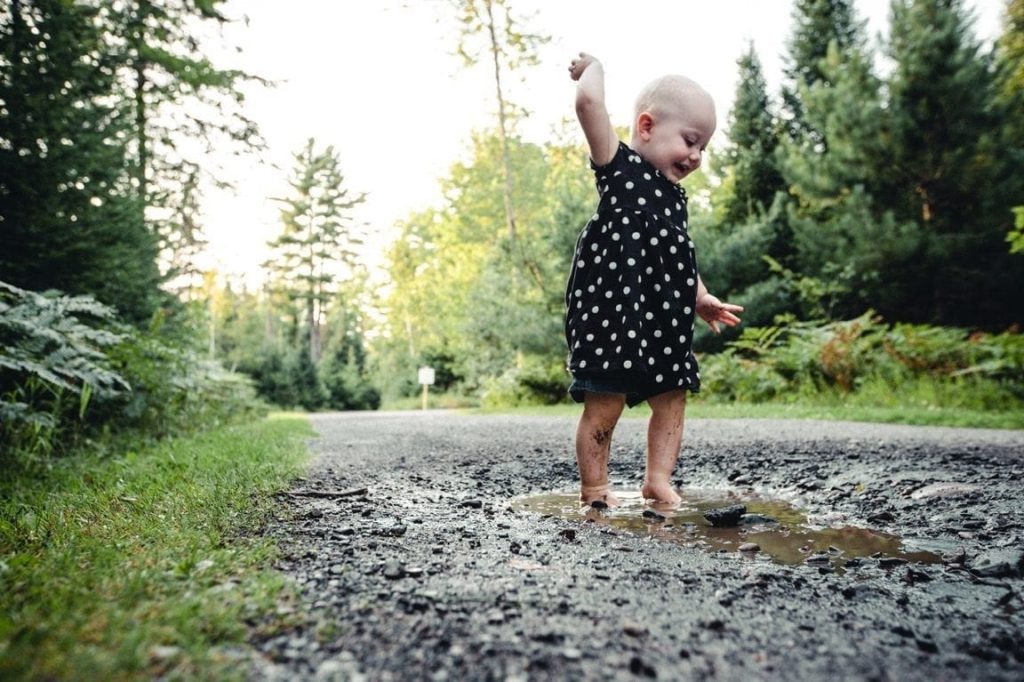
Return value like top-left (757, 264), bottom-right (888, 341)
top-left (568, 372), bottom-right (690, 408)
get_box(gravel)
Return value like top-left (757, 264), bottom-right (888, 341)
top-left (247, 411), bottom-right (1024, 681)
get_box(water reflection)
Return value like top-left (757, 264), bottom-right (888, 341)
top-left (511, 489), bottom-right (940, 570)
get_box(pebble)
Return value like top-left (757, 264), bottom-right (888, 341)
top-left (738, 543), bottom-right (760, 553)
top-left (642, 510), bottom-right (666, 522)
top-left (970, 548), bottom-right (1024, 578)
top-left (703, 505), bottom-right (747, 527)
top-left (382, 561), bottom-right (405, 580)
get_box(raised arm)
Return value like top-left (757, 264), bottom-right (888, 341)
top-left (696, 275), bottom-right (744, 334)
top-left (569, 53), bottom-right (619, 167)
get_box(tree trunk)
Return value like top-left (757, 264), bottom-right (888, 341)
top-left (483, 0), bottom-right (516, 242)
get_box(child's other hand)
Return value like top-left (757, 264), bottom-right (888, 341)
top-left (569, 52), bottom-right (598, 81)
top-left (696, 293), bottom-right (743, 334)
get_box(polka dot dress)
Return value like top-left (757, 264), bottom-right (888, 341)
top-left (564, 141), bottom-right (701, 393)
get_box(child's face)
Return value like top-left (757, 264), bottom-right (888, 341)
top-left (635, 92), bottom-right (716, 184)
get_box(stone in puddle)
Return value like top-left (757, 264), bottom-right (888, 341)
top-left (589, 500), bottom-right (609, 510)
top-left (740, 514), bottom-right (777, 525)
top-left (703, 504), bottom-right (746, 527)
top-left (738, 542), bottom-right (760, 553)
top-left (642, 510), bottom-right (666, 522)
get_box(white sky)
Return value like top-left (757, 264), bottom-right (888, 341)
top-left (196, 0), bottom-right (1006, 286)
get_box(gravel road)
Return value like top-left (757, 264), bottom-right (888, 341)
top-left (249, 411), bottom-right (1024, 681)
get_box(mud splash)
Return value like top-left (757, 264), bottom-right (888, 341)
top-left (512, 488), bottom-right (941, 572)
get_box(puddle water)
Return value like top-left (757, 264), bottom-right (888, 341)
top-left (512, 489), bottom-right (941, 572)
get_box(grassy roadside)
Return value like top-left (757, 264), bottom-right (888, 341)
top-left (0, 413), bottom-right (311, 681)
top-left (469, 400), bottom-right (1024, 430)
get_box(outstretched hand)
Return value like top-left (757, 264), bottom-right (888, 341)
top-left (568, 52), bottom-right (598, 81)
top-left (696, 292), bottom-right (743, 334)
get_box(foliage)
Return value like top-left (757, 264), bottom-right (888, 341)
top-left (0, 0), bottom-right (163, 324)
top-left (0, 415), bottom-right (309, 679)
top-left (700, 312), bottom-right (1024, 411)
top-left (0, 281), bottom-right (264, 469)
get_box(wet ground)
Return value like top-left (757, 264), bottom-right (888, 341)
top-left (249, 412), bottom-right (1024, 681)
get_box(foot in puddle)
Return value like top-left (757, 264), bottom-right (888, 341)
top-left (640, 481), bottom-right (682, 506)
top-left (581, 484), bottom-right (620, 508)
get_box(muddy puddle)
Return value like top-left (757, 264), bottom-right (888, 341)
top-left (512, 488), bottom-right (941, 572)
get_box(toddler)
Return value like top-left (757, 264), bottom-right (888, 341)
top-left (565, 53), bottom-right (743, 507)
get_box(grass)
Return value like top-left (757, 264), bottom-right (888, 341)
top-left (469, 399), bottom-right (1024, 430)
top-left (0, 413), bottom-right (312, 681)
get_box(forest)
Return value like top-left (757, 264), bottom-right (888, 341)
top-left (3, 0), bottom-right (1024, 469)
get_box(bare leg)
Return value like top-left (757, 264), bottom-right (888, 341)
top-left (575, 391), bottom-right (626, 507)
top-left (641, 389), bottom-right (686, 505)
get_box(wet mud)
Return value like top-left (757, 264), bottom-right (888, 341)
top-left (249, 413), bottom-right (1024, 681)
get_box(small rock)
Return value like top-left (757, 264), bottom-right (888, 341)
top-left (738, 542), bottom-right (760, 553)
top-left (805, 553), bottom-right (831, 565)
top-left (558, 528), bottom-right (577, 542)
top-left (623, 620), bottom-right (648, 637)
top-left (460, 499), bottom-right (483, 509)
top-left (910, 482), bottom-right (982, 500)
top-left (150, 645), bottom-right (181, 661)
top-left (970, 548), bottom-right (1024, 578)
top-left (382, 561), bottom-right (405, 580)
top-left (642, 510), bottom-right (666, 522)
top-left (589, 500), bottom-right (609, 510)
top-left (740, 514), bottom-right (777, 525)
top-left (867, 511), bottom-right (895, 524)
top-left (877, 557), bottom-right (909, 568)
top-left (629, 656), bottom-right (657, 678)
top-left (561, 647), bottom-right (582, 660)
top-left (703, 504), bottom-right (746, 527)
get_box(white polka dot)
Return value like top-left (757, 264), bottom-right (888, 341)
top-left (580, 360), bottom-right (587, 368)
top-left (595, 348), bottom-right (604, 356)
top-left (670, 246), bottom-right (678, 254)
top-left (686, 278), bottom-right (695, 286)
top-left (663, 302), bottom-right (670, 310)
top-left (609, 262), bottom-right (617, 270)
top-left (622, 216), bottom-right (630, 224)
top-left (644, 173), bottom-right (652, 180)
top-left (685, 362), bottom-right (691, 369)
top-left (631, 232), bottom-right (640, 240)
top-left (671, 318), bottom-right (678, 326)
top-left (612, 233), bottom-right (620, 241)
top-left (625, 181), bottom-right (634, 189)
top-left (664, 208), bottom-right (671, 217)
top-left (684, 306), bottom-right (692, 314)
top-left (610, 333), bottom-right (617, 341)
top-left (645, 312), bottom-right (654, 320)
top-left (582, 313), bottom-right (589, 320)
top-left (605, 290), bottom-right (613, 298)
top-left (654, 330), bottom-right (663, 338)
top-left (646, 267), bottom-right (654, 275)
top-left (601, 319), bottom-right (609, 327)
top-left (611, 196), bottom-right (618, 205)
top-left (648, 357), bottom-right (655, 365)
top-left (650, 237), bottom-right (659, 246)
top-left (627, 330), bottom-right (637, 338)
top-left (615, 345), bottom-right (622, 353)
top-left (591, 243), bottom-right (598, 251)
top-left (673, 364), bottom-right (680, 371)
top-left (664, 347), bottom-right (672, 354)
top-left (654, 188), bottom-right (662, 197)
top-left (577, 260), bottom-right (585, 267)
top-left (591, 306), bottom-right (599, 313)
top-left (603, 361), bottom-right (609, 369)
top-left (574, 289), bottom-right (582, 297)
top-left (624, 360), bottom-right (632, 369)
top-left (679, 334), bottom-right (687, 343)
top-left (674, 290), bottom-right (681, 298)
top-left (627, 258), bottom-right (636, 266)
top-left (676, 203), bottom-right (682, 210)
top-left (623, 286), bottom-right (631, 295)
top-left (594, 256), bottom-right (602, 264)
top-left (588, 285), bottom-right (596, 293)
top-left (638, 197), bottom-right (647, 205)
top-left (586, 333), bottom-right (594, 341)
top-left (641, 339), bottom-right (648, 348)
top-left (655, 374), bottom-right (663, 383)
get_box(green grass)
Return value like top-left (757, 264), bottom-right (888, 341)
top-left (469, 399), bottom-right (1024, 430)
top-left (0, 413), bottom-right (312, 681)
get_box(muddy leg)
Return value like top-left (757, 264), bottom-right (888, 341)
top-left (641, 389), bottom-right (686, 505)
top-left (575, 391), bottom-right (625, 507)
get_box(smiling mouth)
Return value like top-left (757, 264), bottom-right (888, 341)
top-left (675, 162), bottom-right (689, 176)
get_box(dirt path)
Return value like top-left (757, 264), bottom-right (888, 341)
top-left (249, 412), bottom-right (1024, 681)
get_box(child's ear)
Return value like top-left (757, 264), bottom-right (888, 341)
top-left (637, 112), bottom-right (655, 140)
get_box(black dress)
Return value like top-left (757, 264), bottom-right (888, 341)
top-left (565, 141), bottom-right (700, 405)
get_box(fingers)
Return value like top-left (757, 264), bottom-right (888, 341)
top-left (569, 52), bottom-right (594, 80)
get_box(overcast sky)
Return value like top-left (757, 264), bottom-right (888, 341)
top-left (196, 0), bottom-right (1006, 285)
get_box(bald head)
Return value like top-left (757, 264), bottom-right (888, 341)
top-left (633, 75), bottom-right (716, 134)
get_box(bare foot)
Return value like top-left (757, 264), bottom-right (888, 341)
top-left (580, 484), bottom-right (621, 508)
top-left (641, 481), bottom-right (682, 506)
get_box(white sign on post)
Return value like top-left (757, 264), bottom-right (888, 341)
top-left (418, 366), bottom-right (435, 410)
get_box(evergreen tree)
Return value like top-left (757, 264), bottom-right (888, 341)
top-left (264, 139), bottom-right (366, 364)
top-left (0, 0), bottom-right (162, 324)
top-left (781, 0), bottom-right (863, 141)
top-left (883, 0), bottom-right (1020, 326)
top-left (994, 0), bottom-right (1024, 254)
top-left (716, 44), bottom-right (785, 226)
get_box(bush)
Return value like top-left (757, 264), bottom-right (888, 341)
top-left (700, 311), bottom-right (1024, 409)
top-left (0, 281), bottom-right (264, 469)
top-left (480, 355), bottom-right (570, 408)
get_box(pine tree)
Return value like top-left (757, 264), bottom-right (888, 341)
top-left (716, 44), bottom-right (785, 226)
top-left (264, 139), bottom-right (366, 364)
top-left (781, 0), bottom-right (863, 141)
top-left (0, 0), bottom-right (162, 324)
top-left (883, 0), bottom-right (1021, 326)
top-left (995, 0), bottom-right (1024, 255)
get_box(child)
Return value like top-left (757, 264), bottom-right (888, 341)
top-left (565, 52), bottom-right (743, 508)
